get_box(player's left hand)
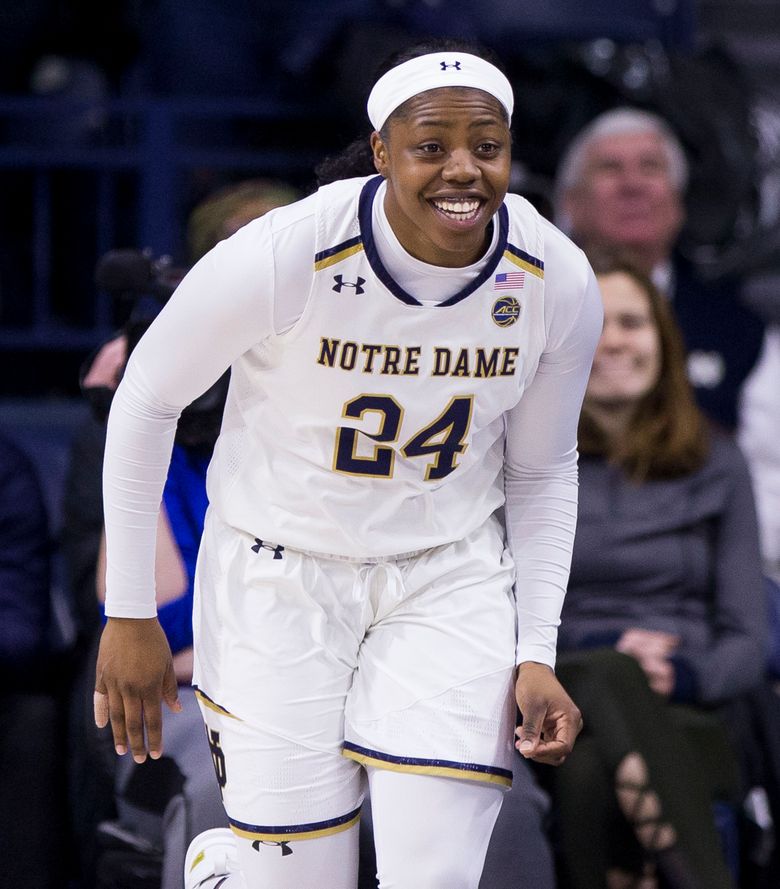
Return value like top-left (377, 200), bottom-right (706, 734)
top-left (514, 661), bottom-right (582, 766)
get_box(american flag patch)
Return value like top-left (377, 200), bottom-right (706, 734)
top-left (494, 271), bottom-right (525, 290)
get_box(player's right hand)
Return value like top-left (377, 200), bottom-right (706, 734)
top-left (94, 616), bottom-right (181, 763)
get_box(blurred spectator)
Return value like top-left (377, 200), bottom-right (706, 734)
top-left (554, 106), bottom-right (764, 431)
top-left (545, 255), bottom-right (766, 889)
top-left (186, 178), bottom-right (300, 260)
top-left (0, 432), bottom-right (68, 888)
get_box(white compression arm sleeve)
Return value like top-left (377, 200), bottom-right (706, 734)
top-left (504, 250), bottom-right (603, 667)
top-left (101, 212), bottom-right (290, 617)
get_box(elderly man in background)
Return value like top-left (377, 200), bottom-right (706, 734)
top-left (555, 107), bottom-right (764, 431)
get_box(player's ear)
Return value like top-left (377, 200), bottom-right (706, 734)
top-left (371, 132), bottom-right (388, 176)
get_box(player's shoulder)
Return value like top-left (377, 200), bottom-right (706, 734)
top-left (251, 189), bottom-right (319, 235)
top-left (503, 194), bottom-right (589, 277)
top-left (537, 215), bottom-right (590, 283)
top-left (234, 176), bottom-right (370, 244)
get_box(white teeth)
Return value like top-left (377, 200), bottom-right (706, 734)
top-left (433, 198), bottom-right (481, 218)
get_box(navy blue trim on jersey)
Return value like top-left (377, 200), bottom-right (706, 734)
top-left (505, 243), bottom-right (544, 273)
top-left (342, 740), bottom-right (513, 785)
top-left (229, 806), bottom-right (362, 838)
top-left (358, 176), bottom-right (510, 308)
top-left (314, 235), bottom-right (363, 267)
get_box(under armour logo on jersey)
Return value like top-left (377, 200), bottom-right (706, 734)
top-left (332, 275), bottom-right (365, 294)
top-left (252, 840), bottom-right (294, 857)
top-left (440, 60), bottom-right (462, 71)
top-left (251, 539), bottom-right (285, 559)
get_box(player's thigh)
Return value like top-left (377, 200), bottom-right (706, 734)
top-left (346, 517), bottom-right (517, 779)
top-left (194, 515), bottom-right (368, 725)
top-left (368, 768), bottom-right (504, 889)
top-left (194, 517), bottom-right (368, 836)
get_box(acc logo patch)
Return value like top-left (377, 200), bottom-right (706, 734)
top-left (491, 296), bottom-right (520, 327)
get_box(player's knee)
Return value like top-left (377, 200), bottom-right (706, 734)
top-left (379, 848), bottom-right (481, 889)
top-left (379, 843), bottom-right (482, 889)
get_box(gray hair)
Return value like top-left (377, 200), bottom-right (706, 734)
top-left (553, 107), bottom-right (689, 227)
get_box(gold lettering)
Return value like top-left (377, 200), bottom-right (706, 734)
top-left (381, 346), bottom-right (402, 375)
top-left (451, 348), bottom-right (471, 377)
top-left (499, 348), bottom-right (519, 376)
top-left (432, 347), bottom-right (452, 376)
top-left (317, 337), bottom-right (340, 367)
top-left (474, 348), bottom-right (499, 378)
top-left (360, 344), bottom-right (383, 373)
top-left (403, 346), bottom-right (421, 376)
top-left (339, 341), bottom-right (358, 370)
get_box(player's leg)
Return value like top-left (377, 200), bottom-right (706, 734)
top-left (185, 823), bottom-right (360, 889)
top-left (344, 515), bottom-right (518, 888)
top-left (368, 769), bottom-right (504, 889)
top-left (190, 515), bottom-right (369, 887)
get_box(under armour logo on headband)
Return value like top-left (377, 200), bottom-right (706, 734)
top-left (367, 51), bottom-right (514, 131)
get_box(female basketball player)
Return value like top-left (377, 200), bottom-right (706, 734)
top-left (94, 40), bottom-right (602, 888)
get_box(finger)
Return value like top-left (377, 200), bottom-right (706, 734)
top-left (536, 711), bottom-right (583, 757)
top-left (106, 688), bottom-right (128, 756)
top-left (143, 692), bottom-right (164, 760)
top-left (162, 663), bottom-right (183, 715)
top-left (93, 690), bottom-right (110, 729)
top-left (515, 714), bottom-right (544, 757)
top-left (526, 739), bottom-right (571, 765)
top-left (122, 694), bottom-right (149, 763)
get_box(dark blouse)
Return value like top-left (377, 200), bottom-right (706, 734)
top-left (559, 433), bottom-right (766, 704)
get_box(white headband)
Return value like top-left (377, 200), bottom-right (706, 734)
top-left (367, 52), bottom-right (514, 131)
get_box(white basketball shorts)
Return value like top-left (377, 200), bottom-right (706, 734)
top-left (191, 510), bottom-right (517, 844)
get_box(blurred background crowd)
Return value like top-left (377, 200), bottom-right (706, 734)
top-left (2, 2), bottom-right (780, 888)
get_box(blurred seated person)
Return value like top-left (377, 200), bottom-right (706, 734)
top-left (555, 107), bottom-right (764, 431)
top-left (540, 254), bottom-right (766, 889)
top-left (0, 432), bottom-right (67, 888)
top-left (186, 177), bottom-right (300, 262)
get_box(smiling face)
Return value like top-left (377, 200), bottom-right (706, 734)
top-left (586, 271), bottom-right (662, 409)
top-left (564, 130), bottom-right (684, 271)
top-left (371, 87), bottom-right (511, 268)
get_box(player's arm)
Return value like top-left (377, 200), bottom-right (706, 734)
top-left (95, 216), bottom-right (286, 761)
top-left (503, 250), bottom-right (602, 764)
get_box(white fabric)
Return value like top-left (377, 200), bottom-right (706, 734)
top-left (193, 512), bottom-right (516, 832)
top-left (197, 770), bottom-right (502, 889)
top-left (368, 769), bottom-right (504, 889)
top-left (233, 823), bottom-right (358, 889)
top-left (366, 52), bottom-right (513, 131)
top-left (102, 175), bottom-right (602, 666)
top-left (203, 177), bottom-right (545, 561)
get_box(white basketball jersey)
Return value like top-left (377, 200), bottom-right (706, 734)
top-left (207, 176), bottom-right (547, 558)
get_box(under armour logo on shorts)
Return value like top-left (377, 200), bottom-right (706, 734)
top-left (252, 840), bottom-right (293, 857)
top-left (251, 539), bottom-right (285, 559)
